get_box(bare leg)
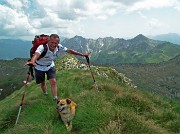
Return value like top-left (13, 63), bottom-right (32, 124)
top-left (49, 78), bottom-right (57, 98)
top-left (41, 80), bottom-right (47, 94)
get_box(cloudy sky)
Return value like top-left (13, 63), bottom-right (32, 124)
top-left (0, 0), bottom-right (180, 40)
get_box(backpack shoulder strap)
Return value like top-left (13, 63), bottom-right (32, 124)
top-left (37, 44), bottom-right (48, 60)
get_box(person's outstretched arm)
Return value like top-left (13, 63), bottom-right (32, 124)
top-left (66, 49), bottom-right (91, 57)
top-left (24, 52), bottom-right (40, 66)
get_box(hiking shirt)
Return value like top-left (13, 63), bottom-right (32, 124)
top-left (35, 44), bottom-right (67, 71)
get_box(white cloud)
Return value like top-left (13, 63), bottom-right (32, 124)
top-left (0, 0), bottom-right (180, 39)
top-left (84, 1), bottom-right (119, 20)
top-left (115, 0), bottom-right (143, 6)
top-left (0, 0), bottom-right (123, 39)
top-left (126, 0), bottom-right (180, 12)
top-left (6, 0), bottom-right (26, 10)
top-left (0, 4), bottom-right (36, 36)
top-left (148, 18), bottom-right (164, 29)
top-left (137, 11), bottom-right (167, 33)
top-left (36, 0), bottom-right (121, 20)
top-left (137, 11), bottom-right (147, 19)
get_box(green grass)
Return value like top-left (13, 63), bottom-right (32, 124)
top-left (0, 69), bottom-right (179, 134)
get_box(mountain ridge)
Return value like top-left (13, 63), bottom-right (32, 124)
top-left (1, 34), bottom-right (180, 64)
top-left (61, 34), bottom-right (180, 64)
top-left (114, 54), bottom-right (180, 99)
top-left (0, 55), bottom-right (179, 133)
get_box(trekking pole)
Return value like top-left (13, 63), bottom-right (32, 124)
top-left (15, 68), bottom-right (31, 125)
top-left (85, 56), bottom-right (98, 91)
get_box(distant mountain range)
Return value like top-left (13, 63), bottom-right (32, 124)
top-left (0, 34), bottom-right (180, 65)
top-left (149, 33), bottom-right (180, 45)
top-left (0, 39), bottom-right (31, 60)
top-left (61, 34), bottom-right (180, 64)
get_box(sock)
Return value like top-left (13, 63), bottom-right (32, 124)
top-left (53, 96), bottom-right (58, 100)
top-left (43, 91), bottom-right (48, 95)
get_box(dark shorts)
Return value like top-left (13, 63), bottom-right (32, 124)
top-left (34, 67), bottom-right (56, 84)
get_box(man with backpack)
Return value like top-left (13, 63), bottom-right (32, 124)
top-left (24, 34), bottom-right (91, 100)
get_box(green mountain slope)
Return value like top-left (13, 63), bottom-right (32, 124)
top-left (0, 57), bottom-right (179, 134)
top-left (114, 54), bottom-right (180, 99)
top-left (0, 58), bottom-right (30, 100)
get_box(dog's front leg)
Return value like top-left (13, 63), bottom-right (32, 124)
top-left (68, 121), bottom-right (72, 131)
top-left (66, 121), bottom-right (72, 131)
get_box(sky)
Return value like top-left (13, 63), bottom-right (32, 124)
top-left (0, 0), bottom-right (180, 40)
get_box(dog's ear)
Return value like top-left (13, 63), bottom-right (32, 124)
top-left (66, 98), bottom-right (71, 104)
top-left (57, 100), bottom-right (60, 104)
top-left (71, 101), bottom-right (77, 107)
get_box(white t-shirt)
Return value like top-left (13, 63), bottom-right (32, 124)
top-left (35, 44), bottom-right (67, 71)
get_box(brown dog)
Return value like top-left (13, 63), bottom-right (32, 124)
top-left (57, 98), bottom-right (77, 131)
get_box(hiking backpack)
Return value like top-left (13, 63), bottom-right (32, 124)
top-left (30, 34), bottom-right (49, 59)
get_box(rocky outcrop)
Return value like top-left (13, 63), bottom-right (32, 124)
top-left (55, 54), bottom-right (136, 88)
top-left (55, 54), bottom-right (88, 71)
top-left (93, 66), bottom-right (136, 88)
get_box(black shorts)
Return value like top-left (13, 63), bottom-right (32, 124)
top-left (34, 67), bottom-right (56, 84)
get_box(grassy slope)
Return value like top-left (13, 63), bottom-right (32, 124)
top-left (0, 69), bottom-right (179, 134)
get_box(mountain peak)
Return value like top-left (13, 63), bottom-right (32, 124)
top-left (73, 35), bottom-right (84, 39)
top-left (133, 34), bottom-right (148, 40)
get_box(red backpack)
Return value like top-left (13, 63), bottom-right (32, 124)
top-left (30, 34), bottom-right (49, 59)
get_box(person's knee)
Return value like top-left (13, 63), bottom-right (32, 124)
top-left (50, 79), bottom-right (56, 86)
